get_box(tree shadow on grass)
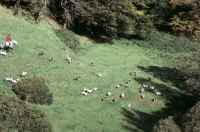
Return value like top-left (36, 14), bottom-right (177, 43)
top-left (135, 77), bottom-right (179, 99)
top-left (121, 108), bottom-right (159, 132)
top-left (121, 66), bottom-right (198, 131)
top-left (137, 66), bottom-right (186, 89)
top-left (121, 88), bottom-right (197, 132)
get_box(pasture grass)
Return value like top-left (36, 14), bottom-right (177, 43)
top-left (0, 8), bottom-right (193, 132)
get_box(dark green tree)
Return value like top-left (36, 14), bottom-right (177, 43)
top-left (151, 116), bottom-right (181, 132)
top-left (2, 0), bottom-right (200, 40)
top-left (181, 101), bottom-right (200, 132)
top-left (0, 90), bottom-right (52, 132)
top-left (49, 0), bottom-right (155, 42)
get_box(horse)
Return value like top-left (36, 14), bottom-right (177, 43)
top-left (0, 40), bottom-right (18, 53)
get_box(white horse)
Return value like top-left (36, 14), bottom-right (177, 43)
top-left (0, 40), bottom-right (18, 53)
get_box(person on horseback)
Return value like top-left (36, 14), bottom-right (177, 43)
top-left (5, 34), bottom-right (11, 47)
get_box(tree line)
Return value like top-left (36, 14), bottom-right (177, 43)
top-left (1, 0), bottom-right (200, 42)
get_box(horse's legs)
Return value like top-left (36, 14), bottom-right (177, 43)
top-left (10, 48), bottom-right (14, 54)
top-left (4, 47), bottom-right (14, 54)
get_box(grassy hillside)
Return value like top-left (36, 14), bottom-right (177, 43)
top-left (0, 6), bottom-right (189, 132)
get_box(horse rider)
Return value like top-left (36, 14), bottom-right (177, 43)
top-left (5, 34), bottom-right (12, 47)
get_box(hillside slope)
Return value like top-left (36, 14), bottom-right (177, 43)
top-left (0, 5), bottom-right (61, 29)
top-left (0, 6), bottom-right (184, 132)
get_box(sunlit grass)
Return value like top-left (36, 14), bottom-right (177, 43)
top-left (0, 9), bottom-right (190, 132)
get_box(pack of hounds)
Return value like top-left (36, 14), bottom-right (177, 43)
top-left (2, 41), bottom-right (161, 108)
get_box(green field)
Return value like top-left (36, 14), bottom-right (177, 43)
top-left (0, 9), bottom-right (190, 132)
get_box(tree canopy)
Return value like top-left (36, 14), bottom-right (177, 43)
top-left (181, 101), bottom-right (200, 132)
top-left (1, 0), bottom-right (200, 41)
top-left (152, 116), bottom-right (181, 132)
top-left (0, 90), bottom-right (52, 132)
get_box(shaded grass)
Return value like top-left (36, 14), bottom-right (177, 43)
top-left (0, 12), bottom-right (194, 132)
top-left (121, 88), bottom-right (198, 132)
top-left (128, 31), bottom-right (198, 53)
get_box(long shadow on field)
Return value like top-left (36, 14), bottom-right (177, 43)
top-left (137, 66), bottom-right (186, 89)
top-left (121, 108), bottom-right (159, 132)
top-left (121, 66), bottom-right (198, 131)
top-left (135, 77), bottom-right (180, 99)
top-left (121, 87), bottom-right (197, 132)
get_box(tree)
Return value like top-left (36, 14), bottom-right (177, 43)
top-left (152, 116), bottom-right (181, 132)
top-left (166, 0), bottom-right (200, 38)
top-left (2, 0), bottom-right (200, 41)
top-left (36, 0), bottom-right (49, 24)
top-left (49, 0), bottom-right (155, 42)
top-left (181, 101), bottom-right (200, 132)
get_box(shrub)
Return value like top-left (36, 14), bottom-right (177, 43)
top-left (12, 76), bottom-right (53, 105)
top-left (0, 90), bottom-right (52, 132)
top-left (152, 116), bottom-right (181, 132)
top-left (55, 29), bottom-right (82, 51)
